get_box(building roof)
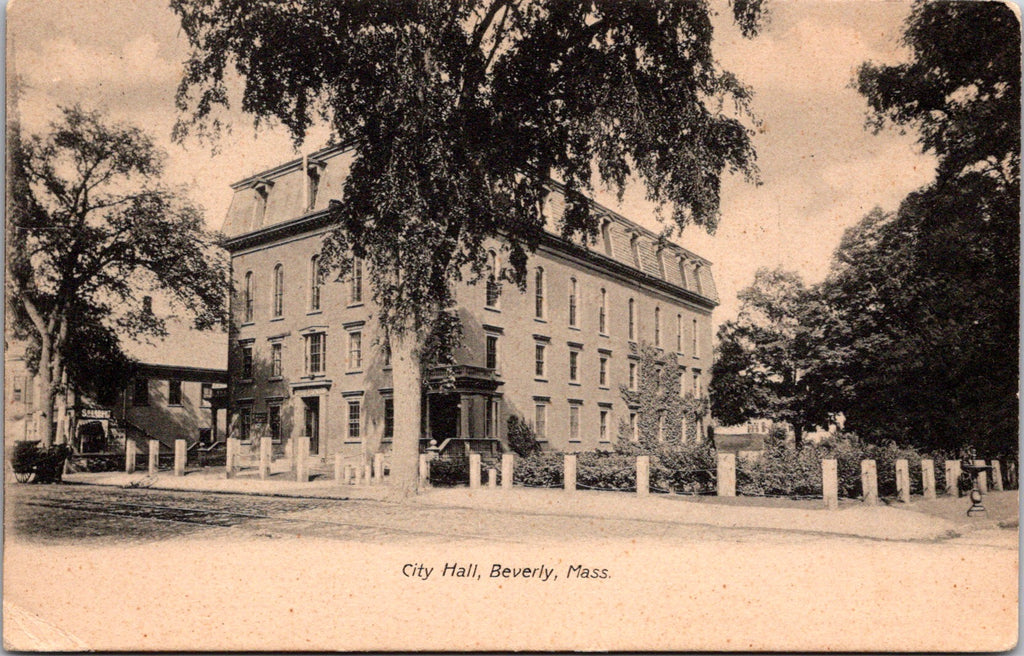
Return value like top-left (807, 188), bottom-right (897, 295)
top-left (221, 143), bottom-right (719, 305)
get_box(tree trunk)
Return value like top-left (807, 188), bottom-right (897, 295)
top-left (793, 424), bottom-right (804, 450)
top-left (35, 337), bottom-right (55, 448)
top-left (55, 367), bottom-right (69, 446)
top-left (389, 332), bottom-right (423, 498)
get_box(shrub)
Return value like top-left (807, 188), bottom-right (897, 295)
top-left (514, 452), bottom-right (564, 488)
top-left (429, 456), bottom-right (469, 487)
top-left (651, 440), bottom-right (717, 494)
top-left (576, 453), bottom-right (637, 491)
top-left (507, 415), bottom-right (541, 458)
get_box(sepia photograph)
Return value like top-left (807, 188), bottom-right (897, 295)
top-left (3, 0), bottom-right (1019, 651)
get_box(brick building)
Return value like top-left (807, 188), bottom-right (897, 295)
top-left (221, 144), bottom-right (718, 464)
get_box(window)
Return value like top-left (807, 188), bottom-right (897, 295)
top-left (657, 249), bottom-right (667, 279)
top-left (600, 219), bottom-right (613, 256)
top-left (628, 298), bottom-right (636, 341)
top-left (307, 165), bottom-right (320, 211)
top-left (599, 409), bottom-right (609, 442)
top-left (692, 318), bottom-right (699, 357)
top-left (657, 411), bottom-right (665, 442)
top-left (350, 258), bottom-right (363, 304)
top-left (252, 184), bottom-right (269, 227)
top-left (654, 306), bottom-right (661, 347)
top-left (305, 333), bottom-right (326, 374)
top-left (486, 334), bottom-right (498, 370)
top-left (201, 383), bottom-right (212, 408)
top-left (677, 314), bottom-right (683, 352)
top-left (383, 398), bottom-right (394, 440)
top-left (535, 343), bottom-right (546, 378)
top-left (630, 234), bottom-right (641, 268)
top-left (693, 372), bottom-right (703, 398)
top-left (569, 404), bottom-right (580, 442)
top-left (270, 343), bottom-right (282, 378)
top-left (268, 404), bottom-right (282, 442)
top-left (243, 271), bottom-right (254, 322)
top-left (599, 356), bottom-right (608, 387)
top-left (272, 264), bottom-right (284, 317)
top-left (310, 255), bottom-right (322, 312)
top-left (628, 361), bottom-right (637, 391)
top-left (693, 264), bottom-right (704, 295)
top-left (133, 378), bottom-right (149, 406)
top-left (599, 288), bottom-right (607, 334)
top-left (534, 267), bottom-right (545, 319)
top-left (569, 350), bottom-right (579, 383)
top-left (348, 331), bottom-right (362, 371)
top-left (168, 380), bottom-right (182, 406)
top-left (12, 377), bottom-right (23, 403)
top-left (568, 278), bottom-right (578, 327)
top-left (629, 412), bottom-right (638, 442)
top-left (485, 250), bottom-right (500, 308)
top-left (655, 366), bottom-right (663, 394)
top-left (485, 398), bottom-right (499, 438)
top-left (534, 404), bottom-right (547, 440)
top-left (679, 257), bottom-right (690, 288)
top-left (241, 344), bottom-right (254, 379)
top-left (239, 406), bottom-right (252, 442)
top-left (348, 400), bottom-right (361, 439)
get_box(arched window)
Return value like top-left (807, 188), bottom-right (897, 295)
top-left (630, 234), bottom-right (641, 268)
top-left (272, 264), bottom-right (284, 317)
top-left (693, 263), bottom-right (704, 295)
top-left (599, 288), bottom-right (607, 334)
top-left (600, 219), bottom-right (613, 256)
top-left (654, 306), bottom-right (661, 347)
top-left (310, 255), bottom-right (322, 312)
top-left (243, 271), bottom-right (254, 323)
top-left (568, 277), bottom-right (578, 327)
top-left (677, 314), bottom-right (683, 352)
top-left (628, 298), bottom-right (636, 341)
top-left (657, 248), bottom-right (667, 279)
top-left (678, 257), bottom-right (690, 289)
top-left (534, 267), bottom-right (545, 319)
top-left (350, 257), bottom-right (363, 304)
top-left (485, 250), bottom-right (501, 308)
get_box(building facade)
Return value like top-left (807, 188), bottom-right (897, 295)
top-left (221, 145), bottom-right (718, 463)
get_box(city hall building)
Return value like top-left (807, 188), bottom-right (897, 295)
top-left (221, 144), bottom-right (718, 464)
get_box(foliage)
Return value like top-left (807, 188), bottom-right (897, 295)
top-left (576, 452), bottom-right (637, 491)
top-left (507, 414), bottom-right (541, 458)
top-left (617, 342), bottom-right (709, 447)
top-left (650, 440), bottom-right (717, 494)
top-left (513, 451), bottom-right (564, 488)
top-left (9, 442), bottom-right (71, 483)
top-left (6, 107), bottom-right (228, 447)
top-left (709, 267), bottom-right (834, 446)
top-left (429, 456), bottom-right (470, 487)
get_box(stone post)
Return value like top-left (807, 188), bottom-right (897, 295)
top-left (125, 440), bottom-right (137, 474)
top-left (487, 468), bottom-right (497, 489)
top-left (334, 453), bottom-right (344, 483)
top-left (636, 455), bottom-right (650, 497)
top-left (373, 453), bottom-right (385, 485)
top-left (419, 454), bottom-right (430, 486)
top-left (895, 459), bottom-right (910, 503)
top-left (564, 454), bottom-right (577, 493)
top-left (363, 464), bottom-right (372, 484)
top-left (225, 438), bottom-right (239, 479)
top-left (921, 459), bottom-right (936, 500)
top-left (973, 459), bottom-right (988, 493)
top-left (501, 453), bottom-right (514, 490)
top-left (260, 437), bottom-right (272, 480)
top-left (990, 459), bottom-right (1004, 492)
top-left (469, 453), bottom-right (481, 489)
top-left (945, 460), bottom-right (961, 497)
top-left (295, 436), bottom-right (310, 483)
top-left (717, 452), bottom-right (736, 497)
top-left (174, 439), bottom-right (187, 477)
top-left (148, 439), bottom-right (160, 475)
top-left (860, 459), bottom-right (878, 505)
top-left (822, 459), bottom-right (838, 510)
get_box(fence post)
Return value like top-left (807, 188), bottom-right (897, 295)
top-left (487, 468), bottom-right (497, 489)
top-left (716, 452), bottom-right (736, 497)
top-left (174, 439), bottom-right (187, 477)
top-left (973, 459), bottom-right (988, 493)
top-left (148, 439), bottom-right (160, 475)
top-left (225, 438), bottom-right (239, 479)
top-left (260, 437), bottom-right (273, 480)
top-left (295, 436), bottom-right (310, 483)
top-left (373, 453), bottom-right (385, 485)
top-left (469, 453), bottom-right (481, 489)
top-left (822, 459), bottom-right (838, 510)
top-left (895, 459), bottom-right (910, 503)
top-left (945, 460), bottom-right (961, 497)
top-left (860, 459), bottom-right (878, 505)
top-left (501, 453), bottom-right (514, 490)
top-left (921, 459), bottom-right (936, 500)
top-left (990, 459), bottom-right (1004, 492)
top-left (636, 455), bottom-right (650, 497)
top-left (334, 453), bottom-right (344, 483)
top-left (364, 464), bottom-right (372, 485)
top-left (419, 454), bottom-right (430, 486)
top-left (564, 454), bottom-right (577, 493)
top-left (125, 440), bottom-right (137, 474)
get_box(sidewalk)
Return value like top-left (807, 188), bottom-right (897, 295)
top-left (58, 467), bottom-right (1015, 542)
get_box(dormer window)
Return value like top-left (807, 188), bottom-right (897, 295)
top-left (600, 218), bottom-right (613, 256)
top-left (693, 263), bottom-right (704, 295)
top-left (251, 179), bottom-right (273, 229)
top-left (657, 248), bottom-right (667, 279)
top-left (630, 234), bottom-right (641, 268)
top-left (306, 164), bottom-right (321, 211)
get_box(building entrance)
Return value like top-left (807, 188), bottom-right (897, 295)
top-left (428, 393), bottom-right (460, 440)
top-left (303, 397), bottom-right (320, 455)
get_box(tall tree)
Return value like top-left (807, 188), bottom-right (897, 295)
top-left (709, 267), bottom-right (831, 447)
top-left (835, 0), bottom-right (1020, 455)
top-left (6, 106), bottom-right (228, 447)
top-left (172, 0), bottom-right (764, 493)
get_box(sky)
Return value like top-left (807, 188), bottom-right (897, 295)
top-left (7, 0), bottom-right (939, 328)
